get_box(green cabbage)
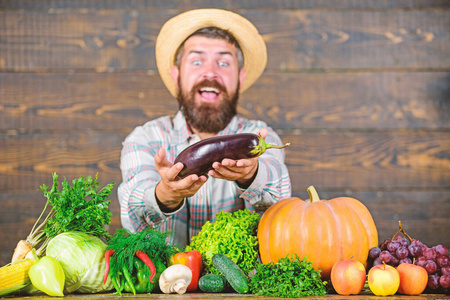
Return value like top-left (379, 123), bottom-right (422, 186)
top-left (46, 231), bottom-right (113, 294)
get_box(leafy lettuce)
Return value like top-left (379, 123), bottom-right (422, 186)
top-left (186, 209), bottom-right (260, 276)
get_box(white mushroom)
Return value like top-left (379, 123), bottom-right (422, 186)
top-left (159, 264), bottom-right (193, 294)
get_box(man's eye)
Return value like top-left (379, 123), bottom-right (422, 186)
top-left (192, 60), bottom-right (202, 66)
top-left (218, 61), bottom-right (229, 67)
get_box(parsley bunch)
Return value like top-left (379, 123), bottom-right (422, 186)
top-left (249, 254), bottom-right (327, 298)
top-left (23, 173), bottom-right (114, 257)
top-left (42, 173), bottom-right (114, 239)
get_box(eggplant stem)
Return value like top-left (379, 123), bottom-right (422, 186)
top-left (251, 135), bottom-right (290, 156)
top-left (267, 142), bottom-right (290, 150)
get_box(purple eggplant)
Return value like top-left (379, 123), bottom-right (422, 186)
top-left (174, 133), bottom-right (290, 178)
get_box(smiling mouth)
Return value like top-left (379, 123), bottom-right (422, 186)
top-left (198, 87), bottom-right (221, 101)
top-left (199, 87), bottom-right (220, 94)
top-left (193, 79), bottom-right (227, 102)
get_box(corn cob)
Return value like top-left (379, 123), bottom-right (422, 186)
top-left (0, 258), bottom-right (36, 296)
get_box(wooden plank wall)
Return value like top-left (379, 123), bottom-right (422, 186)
top-left (0, 1), bottom-right (449, 266)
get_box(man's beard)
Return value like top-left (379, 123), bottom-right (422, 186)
top-left (177, 79), bottom-right (239, 134)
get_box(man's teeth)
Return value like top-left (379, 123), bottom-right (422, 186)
top-left (200, 87), bottom-right (219, 94)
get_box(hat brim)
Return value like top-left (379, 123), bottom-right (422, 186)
top-left (155, 9), bottom-right (267, 98)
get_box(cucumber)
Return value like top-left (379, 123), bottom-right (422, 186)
top-left (198, 274), bottom-right (228, 293)
top-left (212, 253), bottom-right (249, 294)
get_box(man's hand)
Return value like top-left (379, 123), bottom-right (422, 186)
top-left (208, 129), bottom-right (268, 189)
top-left (154, 148), bottom-right (207, 212)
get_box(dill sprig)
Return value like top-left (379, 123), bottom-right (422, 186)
top-left (107, 228), bottom-right (177, 275)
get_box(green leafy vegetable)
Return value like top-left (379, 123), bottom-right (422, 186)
top-left (18, 173), bottom-right (114, 257)
top-left (107, 228), bottom-right (175, 273)
top-left (42, 173), bottom-right (113, 239)
top-left (185, 209), bottom-right (260, 276)
top-left (249, 254), bottom-right (327, 298)
top-left (46, 231), bottom-right (114, 294)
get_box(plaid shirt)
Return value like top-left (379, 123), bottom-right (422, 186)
top-left (118, 111), bottom-right (291, 248)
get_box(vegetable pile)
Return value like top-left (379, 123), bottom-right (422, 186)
top-left (249, 254), bottom-right (327, 298)
top-left (185, 209), bottom-right (260, 276)
top-left (2, 162), bottom-right (447, 297)
top-left (2, 173), bottom-right (115, 297)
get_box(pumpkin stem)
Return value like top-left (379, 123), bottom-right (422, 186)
top-left (307, 186), bottom-right (320, 203)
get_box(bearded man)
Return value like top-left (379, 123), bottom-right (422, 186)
top-left (118, 9), bottom-right (291, 247)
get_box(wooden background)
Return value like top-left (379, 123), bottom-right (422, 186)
top-left (0, 1), bottom-right (449, 267)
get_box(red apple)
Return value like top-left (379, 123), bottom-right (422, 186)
top-left (368, 262), bottom-right (400, 296)
top-left (396, 263), bottom-right (428, 295)
top-left (330, 260), bottom-right (366, 295)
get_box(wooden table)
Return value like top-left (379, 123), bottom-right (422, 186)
top-left (2, 292), bottom-right (449, 300)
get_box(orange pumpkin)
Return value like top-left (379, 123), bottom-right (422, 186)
top-left (257, 186), bottom-right (378, 279)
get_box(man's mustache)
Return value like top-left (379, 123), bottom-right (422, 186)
top-left (193, 79), bottom-right (227, 94)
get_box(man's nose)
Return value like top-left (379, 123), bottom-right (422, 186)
top-left (202, 61), bottom-right (218, 80)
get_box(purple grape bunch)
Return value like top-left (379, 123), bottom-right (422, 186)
top-left (368, 234), bottom-right (449, 294)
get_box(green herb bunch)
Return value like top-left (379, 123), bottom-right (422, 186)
top-left (249, 254), bottom-right (327, 298)
top-left (21, 172), bottom-right (114, 258)
top-left (107, 228), bottom-right (176, 276)
top-left (186, 209), bottom-right (260, 276)
top-left (42, 173), bottom-right (114, 240)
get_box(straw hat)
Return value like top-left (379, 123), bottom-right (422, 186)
top-left (155, 8), bottom-right (267, 97)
